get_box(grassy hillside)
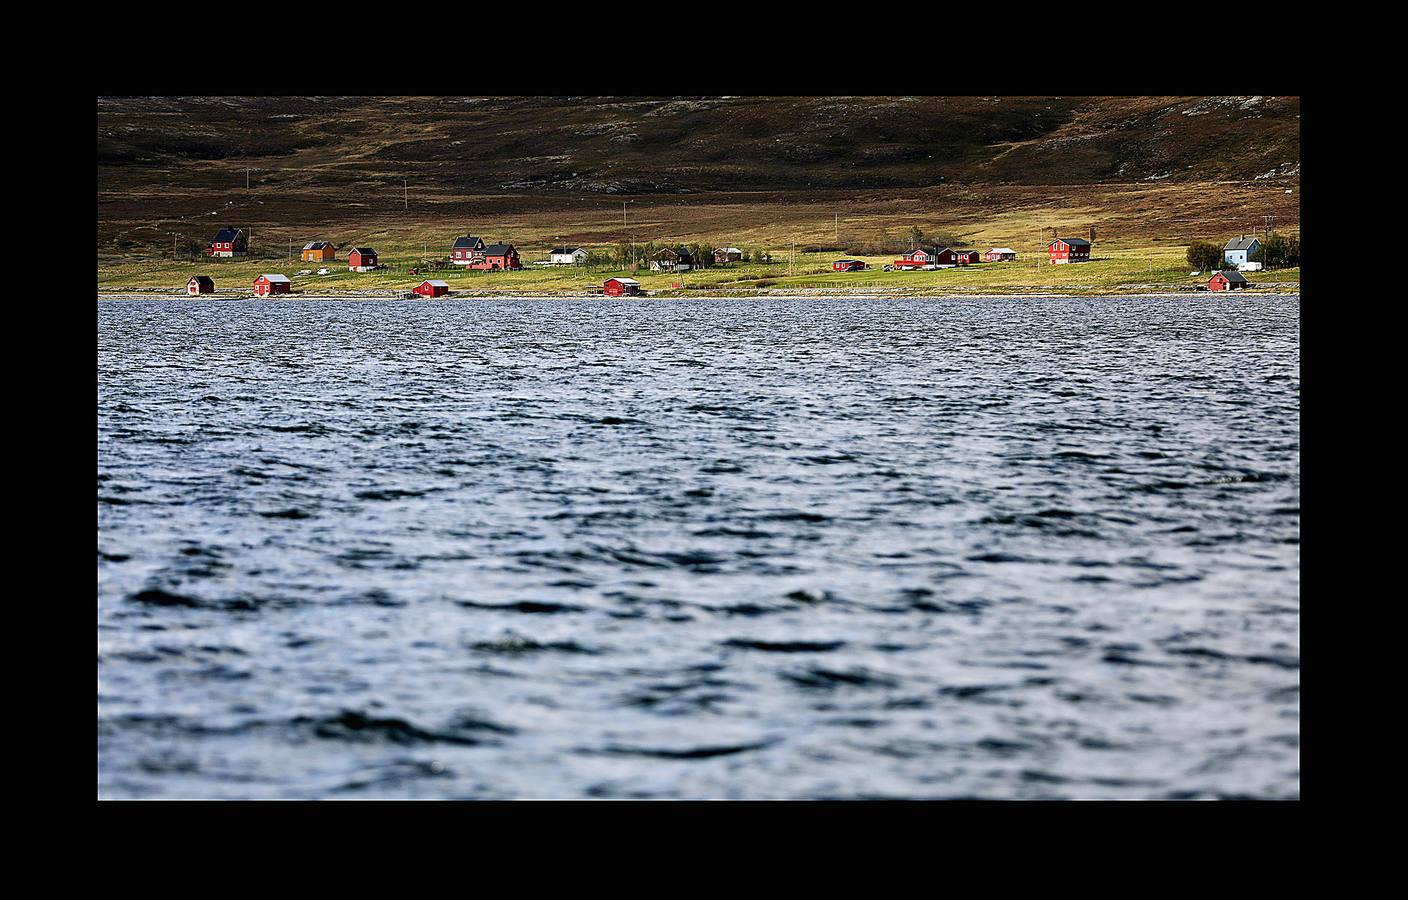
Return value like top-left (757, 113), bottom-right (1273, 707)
top-left (97, 96), bottom-right (1300, 290)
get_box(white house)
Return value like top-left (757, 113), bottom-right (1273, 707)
top-left (549, 247), bottom-right (588, 266)
top-left (1223, 236), bottom-right (1262, 270)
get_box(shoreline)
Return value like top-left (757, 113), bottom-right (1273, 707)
top-left (97, 285), bottom-right (1302, 302)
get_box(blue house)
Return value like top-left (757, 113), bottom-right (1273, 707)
top-left (1223, 236), bottom-right (1262, 269)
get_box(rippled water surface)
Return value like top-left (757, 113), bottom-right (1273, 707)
top-left (97, 296), bottom-right (1300, 798)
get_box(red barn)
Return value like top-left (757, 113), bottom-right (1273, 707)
top-left (253, 274), bottom-right (291, 297)
top-left (1207, 270), bottom-right (1248, 291)
top-left (832, 259), bottom-right (867, 272)
top-left (413, 279), bottom-right (449, 298)
top-left (604, 277), bottom-right (640, 297)
top-left (348, 247), bottom-right (379, 271)
top-left (1046, 238), bottom-right (1091, 264)
top-left (187, 275), bottom-right (215, 295)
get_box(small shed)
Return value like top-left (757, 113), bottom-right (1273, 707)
top-left (832, 259), bottom-right (866, 272)
top-left (253, 274), bottom-right (292, 297)
top-left (605, 277), bottom-right (640, 297)
top-left (414, 279), bottom-right (450, 298)
top-left (1208, 270), bottom-right (1249, 291)
top-left (951, 250), bottom-right (980, 265)
top-left (985, 247), bottom-right (1017, 262)
top-left (714, 247), bottom-right (743, 264)
top-left (348, 247), bottom-right (379, 271)
top-left (187, 275), bottom-right (215, 295)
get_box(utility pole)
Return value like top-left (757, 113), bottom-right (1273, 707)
top-left (404, 179), bottom-right (408, 210)
top-left (246, 168), bottom-right (250, 190)
top-left (835, 213), bottom-right (839, 244)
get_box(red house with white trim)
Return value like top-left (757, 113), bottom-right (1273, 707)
top-left (605, 277), bottom-right (640, 297)
top-left (894, 247), bottom-right (975, 268)
top-left (413, 279), bottom-right (449, 297)
top-left (253, 274), bottom-right (291, 297)
top-left (832, 259), bottom-right (867, 272)
top-left (1046, 238), bottom-right (1091, 264)
top-left (348, 247), bottom-right (379, 271)
top-left (479, 243), bottom-right (522, 271)
top-left (187, 275), bottom-right (215, 295)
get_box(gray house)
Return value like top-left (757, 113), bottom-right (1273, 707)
top-left (1223, 236), bottom-right (1262, 269)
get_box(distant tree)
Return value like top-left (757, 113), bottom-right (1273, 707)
top-left (909, 226), bottom-right (925, 248)
top-left (1261, 233), bottom-right (1300, 269)
top-left (1186, 241), bottom-right (1223, 272)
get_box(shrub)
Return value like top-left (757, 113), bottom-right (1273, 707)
top-left (1186, 241), bottom-right (1223, 272)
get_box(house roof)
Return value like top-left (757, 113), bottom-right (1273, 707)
top-left (303, 241), bottom-right (332, 250)
top-left (1224, 236), bottom-right (1261, 251)
top-left (259, 274), bottom-right (291, 283)
top-left (189, 275), bottom-right (214, 285)
top-left (419, 280), bottom-right (449, 287)
top-left (213, 227), bottom-right (243, 243)
top-left (1214, 270), bottom-right (1249, 283)
top-left (676, 246), bottom-right (693, 257)
top-left (453, 236), bottom-right (486, 249)
top-left (716, 247), bottom-right (742, 254)
top-left (350, 247), bottom-right (377, 256)
top-left (987, 247), bottom-right (1016, 254)
top-left (550, 247), bottom-right (584, 255)
top-left (483, 243), bottom-right (516, 255)
top-left (653, 247), bottom-right (679, 258)
top-left (607, 277), bottom-right (640, 285)
top-left (1048, 238), bottom-right (1091, 247)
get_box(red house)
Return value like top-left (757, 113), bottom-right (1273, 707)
top-left (253, 274), bottom-right (291, 297)
top-left (187, 275), bottom-right (215, 295)
top-left (1207, 270), bottom-right (1248, 291)
top-left (832, 259), bottom-right (867, 272)
top-left (1046, 238), bottom-right (1091, 264)
top-left (413, 279), bottom-right (449, 298)
top-left (894, 247), bottom-right (966, 269)
top-left (348, 247), bottom-right (379, 271)
top-left (450, 235), bottom-right (487, 265)
top-left (478, 243), bottom-right (522, 271)
top-left (604, 277), bottom-right (640, 297)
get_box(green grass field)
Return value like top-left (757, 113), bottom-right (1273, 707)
top-left (98, 243), bottom-right (1299, 297)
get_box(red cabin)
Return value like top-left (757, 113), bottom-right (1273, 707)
top-left (413, 279), bottom-right (449, 298)
top-left (187, 275), bottom-right (215, 295)
top-left (604, 277), bottom-right (640, 297)
top-left (832, 259), bottom-right (867, 272)
top-left (894, 247), bottom-right (969, 269)
top-left (348, 247), bottom-right (379, 271)
top-left (1046, 238), bottom-right (1091, 264)
top-left (1207, 270), bottom-right (1248, 291)
top-left (253, 274), bottom-right (291, 297)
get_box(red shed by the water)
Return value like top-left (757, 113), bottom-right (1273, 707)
top-left (832, 259), bottom-right (867, 272)
top-left (1046, 238), bottom-right (1091, 264)
top-left (187, 275), bottom-right (215, 295)
top-left (348, 247), bottom-right (379, 271)
top-left (413, 279), bottom-right (449, 298)
top-left (253, 274), bottom-right (291, 297)
top-left (604, 277), bottom-right (640, 297)
top-left (1207, 270), bottom-right (1248, 291)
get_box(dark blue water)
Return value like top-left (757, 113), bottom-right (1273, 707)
top-left (97, 296), bottom-right (1300, 798)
